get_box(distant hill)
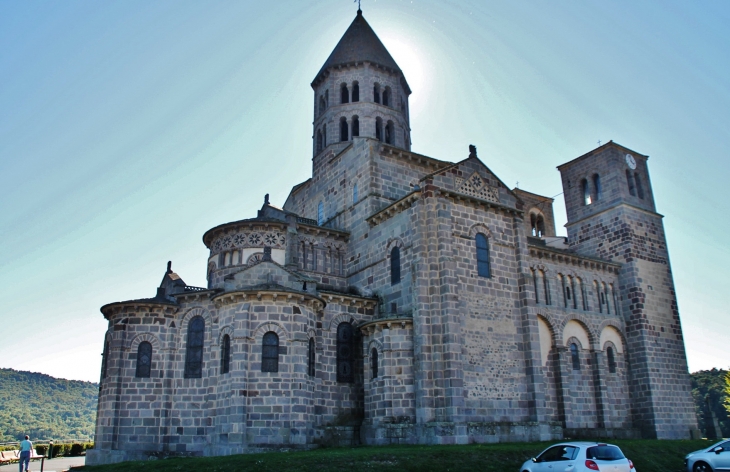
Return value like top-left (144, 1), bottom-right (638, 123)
top-left (0, 368), bottom-right (97, 442)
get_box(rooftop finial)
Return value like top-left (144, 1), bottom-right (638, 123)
top-left (167, 261), bottom-right (172, 274)
top-left (354, 0), bottom-right (361, 15)
top-left (469, 144), bottom-right (477, 158)
top-left (264, 193), bottom-right (270, 205)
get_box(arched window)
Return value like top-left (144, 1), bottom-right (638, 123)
top-left (570, 343), bottom-right (580, 370)
top-left (340, 117), bottom-right (348, 142)
top-left (221, 334), bottom-right (231, 375)
top-left (373, 83), bottom-right (380, 103)
top-left (316, 130), bottom-right (323, 154)
top-left (101, 341), bottom-right (110, 379)
top-left (353, 183), bottom-right (358, 204)
top-left (371, 347), bottom-right (378, 379)
top-left (560, 275), bottom-right (568, 308)
top-left (626, 170), bottom-right (636, 196)
top-left (351, 116), bottom-right (359, 137)
top-left (530, 213), bottom-right (545, 237)
top-left (308, 338), bottom-right (315, 377)
top-left (319, 96), bottom-right (326, 115)
top-left (135, 341), bottom-right (152, 378)
top-left (578, 278), bottom-right (588, 310)
top-left (570, 277), bottom-right (577, 309)
top-left (542, 271), bottom-right (551, 305)
top-left (582, 179), bottom-right (591, 205)
top-left (635, 173), bottom-right (644, 199)
top-left (261, 332), bottom-right (279, 373)
top-left (390, 246), bottom-right (401, 285)
top-left (352, 81), bottom-right (359, 102)
top-left (382, 87), bottom-right (390, 106)
top-left (593, 174), bottom-right (602, 201)
top-left (184, 316), bottom-right (205, 378)
top-left (336, 322), bottom-right (354, 383)
top-left (595, 281), bottom-right (603, 313)
top-left (318, 201), bottom-right (324, 225)
top-left (340, 83), bottom-right (349, 104)
top-left (607, 346), bottom-right (616, 373)
top-left (532, 269), bottom-right (540, 303)
top-left (385, 120), bottom-right (394, 145)
top-left (375, 117), bottom-right (383, 141)
top-left (475, 233), bottom-right (491, 277)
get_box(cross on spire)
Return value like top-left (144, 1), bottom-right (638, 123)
top-left (354, 0), bottom-right (361, 14)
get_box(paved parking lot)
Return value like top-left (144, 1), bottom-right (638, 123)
top-left (0, 456), bottom-right (85, 472)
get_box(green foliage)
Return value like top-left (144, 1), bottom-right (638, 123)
top-left (74, 440), bottom-right (712, 472)
top-left (0, 368), bottom-right (98, 442)
top-left (725, 370), bottom-right (730, 417)
top-left (691, 368), bottom-right (730, 438)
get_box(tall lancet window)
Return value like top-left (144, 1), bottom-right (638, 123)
top-left (582, 179), bottom-right (591, 205)
top-left (336, 322), bottom-right (354, 383)
top-left (371, 348), bottom-right (378, 379)
top-left (184, 316), bottom-right (205, 379)
top-left (635, 173), bottom-right (644, 199)
top-left (261, 332), bottom-right (279, 373)
top-left (340, 117), bottom-right (348, 142)
top-left (593, 174), bottom-right (602, 201)
top-left (475, 233), bottom-right (491, 278)
top-left (390, 246), bottom-right (401, 285)
top-left (220, 334), bottom-right (231, 375)
top-left (135, 341), bottom-right (152, 378)
top-left (385, 121), bottom-right (394, 145)
top-left (316, 130), bottom-right (323, 154)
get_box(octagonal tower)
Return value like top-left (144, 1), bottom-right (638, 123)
top-left (311, 9), bottom-right (412, 159)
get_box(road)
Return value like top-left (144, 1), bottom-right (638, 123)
top-left (0, 456), bottom-right (85, 472)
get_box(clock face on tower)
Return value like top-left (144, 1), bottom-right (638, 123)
top-left (625, 153), bottom-right (637, 170)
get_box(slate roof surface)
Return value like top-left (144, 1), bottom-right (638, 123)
top-left (313, 11), bottom-right (401, 84)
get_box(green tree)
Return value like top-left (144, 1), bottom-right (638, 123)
top-left (691, 369), bottom-right (730, 438)
top-left (725, 370), bottom-right (730, 417)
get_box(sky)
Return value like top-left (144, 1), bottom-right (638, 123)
top-left (1, 0), bottom-right (728, 382)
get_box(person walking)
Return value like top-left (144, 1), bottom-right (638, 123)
top-left (18, 435), bottom-right (32, 472)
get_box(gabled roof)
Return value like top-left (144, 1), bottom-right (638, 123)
top-left (312, 10), bottom-right (402, 85)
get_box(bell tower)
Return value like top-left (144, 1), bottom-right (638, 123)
top-left (558, 141), bottom-right (698, 439)
top-left (311, 9), bottom-right (412, 158)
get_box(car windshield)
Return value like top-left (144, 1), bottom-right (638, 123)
top-left (586, 446), bottom-right (625, 461)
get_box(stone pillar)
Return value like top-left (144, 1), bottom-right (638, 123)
top-left (591, 349), bottom-right (608, 429)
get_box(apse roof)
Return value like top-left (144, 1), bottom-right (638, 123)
top-left (313, 10), bottom-right (403, 85)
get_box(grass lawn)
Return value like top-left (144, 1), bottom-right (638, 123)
top-left (75, 439), bottom-right (714, 472)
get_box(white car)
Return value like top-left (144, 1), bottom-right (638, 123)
top-left (685, 439), bottom-right (730, 472)
top-left (520, 442), bottom-right (636, 472)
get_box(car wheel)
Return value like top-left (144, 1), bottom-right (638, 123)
top-left (694, 462), bottom-right (713, 472)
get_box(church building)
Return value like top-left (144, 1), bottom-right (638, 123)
top-left (88, 9), bottom-right (698, 465)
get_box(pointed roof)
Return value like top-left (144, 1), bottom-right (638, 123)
top-left (312, 10), bottom-right (403, 86)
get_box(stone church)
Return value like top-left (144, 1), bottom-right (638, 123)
top-left (88, 9), bottom-right (699, 465)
